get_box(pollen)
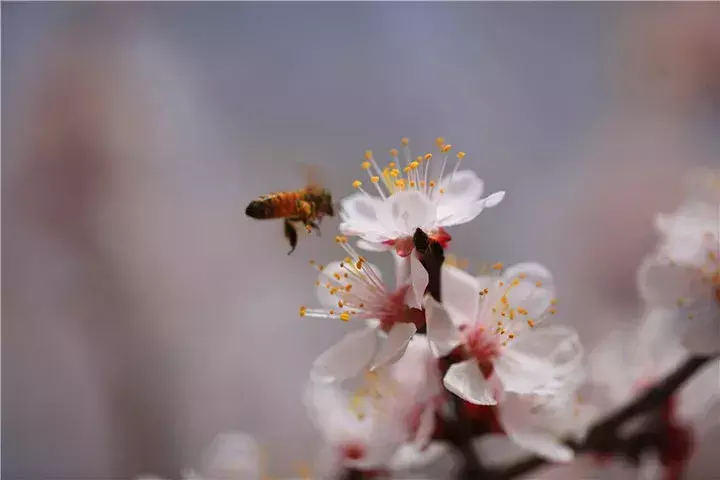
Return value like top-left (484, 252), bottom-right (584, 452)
top-left (457, 152), bottom-right (466, 159)
top-left (492, 262), bottom-right (504, 270)
top-left (364, 150), bottom-right (373, 160)
top-left (439, 188), bottom-right (445, 195)
top-left (508, 333), bottom-right (515, 339)
top-left (410, 161), bottom-right (420, 169)
top-left (371, 176), bottom-right (380, 183)
top-left (424, 153), bottom-right (433, 161)
top-left (401, 137), bottom-right (409, 146)
top-left (299, 306), bottom-right (307, 317)
top-left (517, 307), bottom-right (528, 315)
top-left (352, 180), bottom-right (362, 188)
top-left (340, 312), bottom-right (351, 322)
top-left (345, 284), bottom-right (352, 292)
top-left (550, 299), bottom-right (558, 306)
top-left (389, 148), bottom-right (399, 157)
top-left (338, 301), bottom-right (344, 308)
top-left (442, 144), bottom-right (452, 153)
top-left (549, 308), bottom-right (557, 315)
top-left (536, 281), bottom-right (543, 287)
top-left (527, 319), bottom-right (535, 328)
top-left (388, 161), bottom-right (396, 168)
top-left (429, 180), bottom-right (436, 187)
top-left (361, 161), bottom-right (371, 170)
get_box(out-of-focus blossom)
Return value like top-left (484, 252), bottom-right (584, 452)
top-left (424, 262), bottom-right (583, 405)
top-left (340, 138), bottom-right (504, 256)
top-left (305, 335), bottom-right (444, 477)
top-left (301, 237), bottom-right (428, 383)
top-left (639, 168), bottom-right (720, 355)
top-left (137, 432), bottom-right (263, 480)
top-left (496, 359), bottom-right (593, 463)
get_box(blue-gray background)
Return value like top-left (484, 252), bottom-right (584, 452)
top-left (3, 2), bottom-right (719, 479)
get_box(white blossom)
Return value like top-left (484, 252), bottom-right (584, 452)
top-left (638, 169), bottom-right (720, 355)
top-left (424, 262), bottom-right (583, 405)
top-left (301, 237), bottom-right (429, 383)
top-left (340, 138), bottom-right (504, 256)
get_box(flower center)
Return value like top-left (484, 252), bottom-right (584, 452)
top-left (378, 286), bottom-right (411, 332)
top-left (461, 324), bottom-right (500, 367)
top-left (341, 443), bottom-right (366, 461)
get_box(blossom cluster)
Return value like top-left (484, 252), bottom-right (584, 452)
top-left (139, 142), bottom-right (719, 480)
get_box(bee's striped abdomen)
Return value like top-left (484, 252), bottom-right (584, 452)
top-left (245, 191), bottom-right (302, 220)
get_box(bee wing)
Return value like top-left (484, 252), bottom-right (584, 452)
top-left (297, 161), bottom-right (329, 191)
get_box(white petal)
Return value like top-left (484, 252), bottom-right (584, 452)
top-left (444, 359), bottom-right (497, 405)
top-left (435, 170), bottom-right (485, 202)
top-left (356, 239), bottom-right (392, 252)
top-left (311, 329), bottom-right (379, 383)
top-left (436, 200), bottom-right (487, 227)
top-left (394, 252), bottom-right (411, 289)
top-left (202, 432), bottom-right (261, 479)
top-left (495, 326), bottom-right (583, 396)
top-left (481, 191), bottom-right (505, 208)
top-left (371, 323), bottom-right (417, 370)
top-left (441, 264), bottom-right (481, 324)
top-left (315, 261), bottom-right (383, 310)
top-left (507, 432), bottom-right (574, 463)
top-left (500, 262), bottom-right (556, 320)
top-left (423, 296), bottom-right (464, 357)
top-left (340, 192), bottom-right (383, 228)
top-left (390, 442), bottom-right (450, 471)
top-left (408, 254), bottom-right (429, 309)
top-left (386, 190), bottom-right (437, 236)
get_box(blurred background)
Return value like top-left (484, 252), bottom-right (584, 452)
top-left (2, 2), bottom-right (719, 479)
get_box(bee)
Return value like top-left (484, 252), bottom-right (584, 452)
top-left (245, 165), bottom-right (335, 255)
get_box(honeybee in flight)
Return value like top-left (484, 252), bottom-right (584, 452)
top-left (245, 165), bottom-right (335, 255)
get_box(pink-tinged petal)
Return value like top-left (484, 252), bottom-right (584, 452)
top-left (407, 254), bottom-right (429, 309)
top-left (638, 257), bottom-right (701, 309)
top-left (370, 323), bottom-right (417, 370)
top-left (390, 443), bottom-right (450, 471)
top-left (423, 296), bottom-right (464, 357)
top-left (444, 359), bottom-right (497, 405)
top-left (386, 190), bottom-right (437, 236)
top-left (394, 252), bottom-right (411, 291)
top-left (311, 329), bottom-right (379, 383)
top-left (412, 404), bottom-right (437, 449)
top-left (441, 264), bottom-right (481, 324)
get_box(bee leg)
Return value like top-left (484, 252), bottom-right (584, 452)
top-left (284, 219), bottom-right (299, 255)
top-left (305, 221), bottom-right (321, 237)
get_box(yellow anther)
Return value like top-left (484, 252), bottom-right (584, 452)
top-left (333, 273), bottom-right (341, 280)
top-left (439, 188), bottom-right (445, 195)
top-left (299, 306), bottom-right (307, 317)
top-left (435, 137), bottom-right (445, 147)
top-left (388, 161), bottom-right (396, 168)
top-left (415, 155), bottom-right (423, 163)
top-left (345, 284), bottom-right (352, 292)
top-left (497, 321), bottom-right (503, 326)
top-left (371, 176), bottom-right (380, 183)
top-left (442, 144), bottom-right (452, 153)
top-left (419, 181), bottom-right (426, 187)
top-left (549, 308), bottom-right (557, 315)
top-left (536, 281), bottom-right (543, 287)
top-left (512, 278), bottom-right (520, 286)
top-left (352, 180), bottom-right (363, 188)
top-left (508, 309), bottom-right (516, 320)
top-left (517, 307), bottom-right (528, 315)
top-left (429, 180), bottom-right (436, 187)
top-left (501, 295), bottom-right (509, 305)
top-left (409, 181), bottom-right (416, 187)
top-left (457, 152), bottom-right (466, 159)
top-left (338, 301), bottom-right (344, 308)
top-left (315, 281), bottom-right (320, 286)
top-left (410, 161), bottom-right (420, 169)
top-left (389, 148), bottom-right (399, 157)
top-left (550, 299), bottom-right (558, 306)
top-left (335, 235), bottom-right (344, 243)
top-left (390, 169), bottom-right (399, 178)
top-left (361, 161), bottom-right (371, 170)
top-left (492, 262), bottom-right (504, 270)
top-left (527, 319), bottom-right (535, 328)
top-left (498, 281), bottom-right (505, 287)
top-left (401, 137), bottom-right (409, 146)
top-left (403, 166), bottom-right (411, 173)
top-left (508, 333), bottom-right (516, 339)
top-left (364, 150), bottom-right (373, 160)
top-left (424, 153), bottom-right (433, 161)
top-left (518, 273), bottom-right (527, 279)
top-left (340, 312), bottom-right (351, 322)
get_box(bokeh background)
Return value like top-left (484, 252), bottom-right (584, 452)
top-left (3, 2), bottom-right (719, 479)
